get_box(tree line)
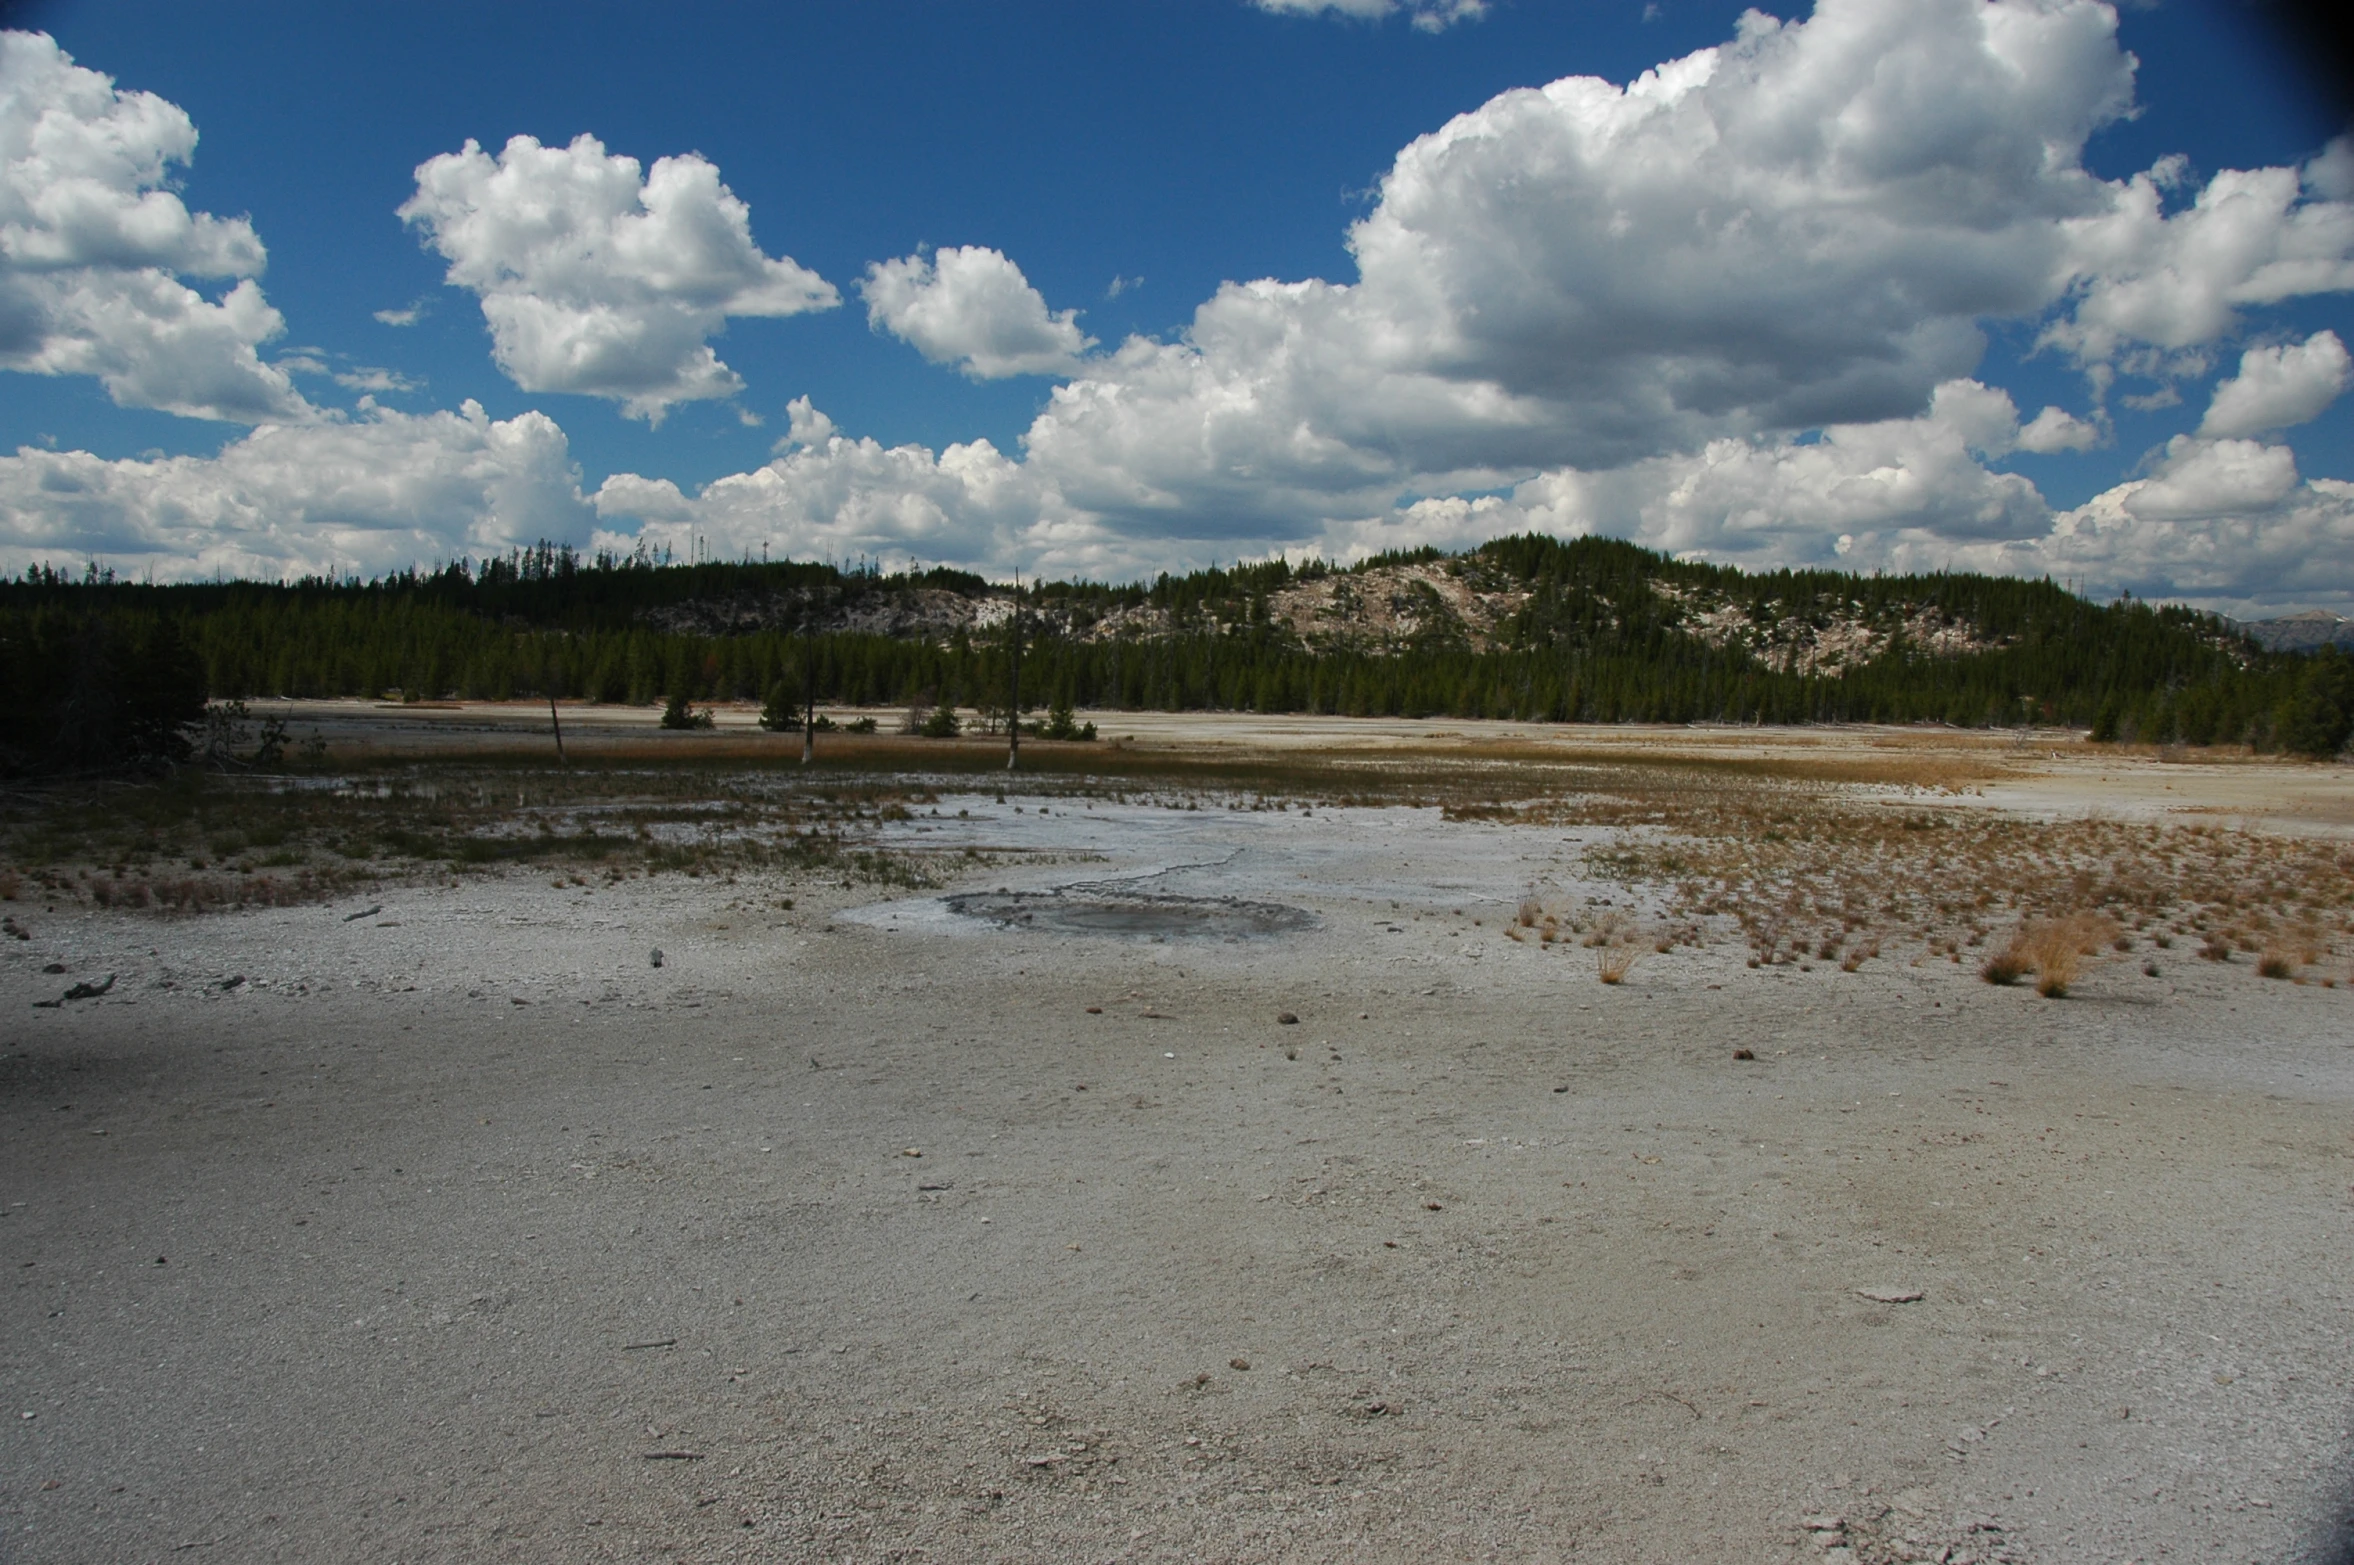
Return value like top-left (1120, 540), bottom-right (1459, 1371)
top-left (3, 537), bottom-right (2348, 775)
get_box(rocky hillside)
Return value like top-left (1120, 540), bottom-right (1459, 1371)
top-left (643, 537), bottom-right (2246, 684)
top-left (2243, 610), bottom-right (2354, 653)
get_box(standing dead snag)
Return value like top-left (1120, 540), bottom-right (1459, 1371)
top-left (801, 583), bottom-right (827, 766)
top-left (1006, 573), bottom-right (1023, 772)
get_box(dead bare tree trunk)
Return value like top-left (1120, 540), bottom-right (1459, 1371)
top-left (549, 695), bottom-right (566, 764)
top-left (1006, 574), bottom-right (1022, 772)
top-left (801, 587), bottom-right (819, 766)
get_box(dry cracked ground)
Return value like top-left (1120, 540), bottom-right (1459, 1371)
top-left (4, 780), bottom-right (2352, 1565)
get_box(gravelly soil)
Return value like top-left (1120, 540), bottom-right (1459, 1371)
top-left (4, 798), bottom-right (2351, 1564)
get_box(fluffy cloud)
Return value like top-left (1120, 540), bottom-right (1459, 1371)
top-left (1305, 387), bottom-right (2354, 612)
top-left (0, 402), bottom-right (589, 579)
top-left (1029, 0), bottom-right (2165, 537)
top-left (2039, 437), bottom-right (2354, 611)
top-left (1034, 0), bottom-right (2354, 547)
top-left (861, 247), bottom-right (1094, 378)
top-left (593, 403), bottom-right (1114, 574)
top-left (400, 134), bottom-right (837, 421)
top-left (1251, 0), bottom-right (1488, 30)
top-left (1321, 380), bottom-right (2046, 568)
top-left (2047, 150), bottom-right (2354, 369)
top-left (0, 31), bottom-right (308, 422)
top-left (2016, 405), bottom-right (2104, 454)
top-left (2198, 330), bottom-right (2351, 437)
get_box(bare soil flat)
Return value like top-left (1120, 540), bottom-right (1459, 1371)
top-left (4, 717), bottom-right (2352, 1563)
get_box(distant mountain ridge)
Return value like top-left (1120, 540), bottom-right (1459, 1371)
top-left (2242, 610), bottom-right (2354, 653)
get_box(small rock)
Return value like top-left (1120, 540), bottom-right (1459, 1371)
top-left (901, 1147), bottom-right (923, 1158)
top-left (1085, 1005), bottom-right (1103, 1014)
top-left (41, 962), bottom-right (65, 975)
top-left (1733, 1047), bottom-right (1756, 1060)
top-left (61, 975), bottom-right (115, 1002)
top-left (1276, 1012), bottom-right (1299, 1025)
top-left (649, 948), bottom-right (665, 968)
top-left (1423, 1201), bottom-right (1443, 1211)
top-left (1856, 1286), bottom-right (1924, 1304)
top-left (1229, 1357), bottom-right (1251, 1371)
top-left (1802, 1515), bottom-right (1846, 1532)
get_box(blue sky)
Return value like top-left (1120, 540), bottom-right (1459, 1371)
top-left (3, 0), bottom-right (2352, 613)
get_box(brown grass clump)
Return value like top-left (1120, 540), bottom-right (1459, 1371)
top-left (2032, 948), bottom-right (2079, 998)
top-left (1979, 949), bottom-right (2027, 986)
top-left (2256, 951), bottom-right (2294, 980)
top-left (1517, 888), bottom-right (1542, 928)
top-left (1978, 912), bottom-right (2115, 997)
top-left (2198, 934), bottom-right (2234, 962)
top-left (1596, 940), bottom-right (1641, 985)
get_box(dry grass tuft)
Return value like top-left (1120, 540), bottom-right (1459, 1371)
top-left (1979, 949), bottom-right (2027, 986)
top-left (1596, 940), bottom-right (1642, 985)
top-left (1978, 912), bottom-right (2116, 996)
top-left (2256, 950), bottom-right (2295, 980)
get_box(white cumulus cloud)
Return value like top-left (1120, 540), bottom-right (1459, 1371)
top-left (2016, 405), bottom-right (2104, 454)
top-left (861, 246), bottom-right (1094, 379)
top-left (1252, 0), bottom-right (1488, 31)
top-left (399, 134), bottom-right (837, 421)
top-left (2048, 150), bottom-right (2354, 371)
top-left (1028, 0), bottom-right (2163, 538)
top-left (593, 401), bottom-right (1106, 574)
top-left (0, 401), bottom-right (589, 579)
top-left (1306, 387), bottom-right (2354, 613)
top-left (0, 31), bottom-right (308, 422)
top-left (2198, 330), bottom-right (2351, 437)
top-left (2038, 437), bottom-right (2354, 611)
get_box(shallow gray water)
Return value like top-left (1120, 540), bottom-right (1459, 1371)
top-left (941, 887), bottom-right (1316, 939)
